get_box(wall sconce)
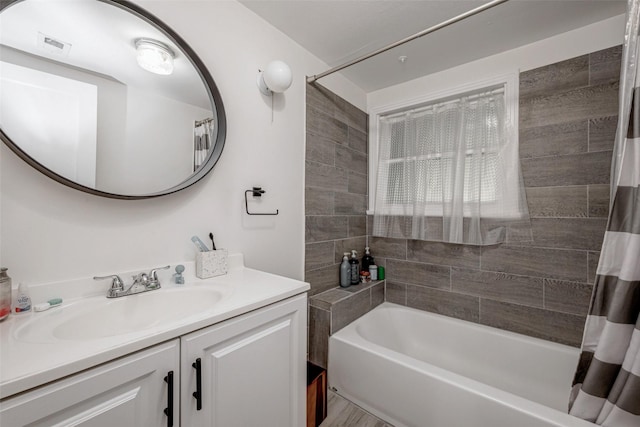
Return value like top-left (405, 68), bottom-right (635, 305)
top-left (257, 60), bottom-right (292, 95)
top-left (135, 38), bottom-right (174, 75)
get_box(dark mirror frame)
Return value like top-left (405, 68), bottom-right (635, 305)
top-left (0, 0), bottom-right (226, 200)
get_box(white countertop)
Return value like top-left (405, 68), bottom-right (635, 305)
top-left (0, 255), bottom-right (309, 400)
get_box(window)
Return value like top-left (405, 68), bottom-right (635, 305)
top-left (371, 77), bottom-right (531, 245)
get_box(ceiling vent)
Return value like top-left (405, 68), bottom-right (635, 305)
top-left (37, 32), bottom-right (71, 56)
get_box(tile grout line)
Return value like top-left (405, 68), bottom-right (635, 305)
top-left (520, 149), bottom-right (613, 162)
top-left (586, 251), bottom-right (591, 287)
top-left (586, 184), bottom-right (590, 218)
top-left (587, 117), bottom-right (591, 153)
top-left (404, 239), bottom-right (408, 260)
top-left (588, 53), bottom-right (592, 87)
top-left (404, 282), bottom-right (408, 306)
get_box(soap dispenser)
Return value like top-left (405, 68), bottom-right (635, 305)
top-left (349, 250), bottom-right (360, 285)
top-left (362, 247), bottom-right (374, 272)
top-left (340, 253), bottom-right (351, 288)
top-left (174, 265), bottom-right (185, 285)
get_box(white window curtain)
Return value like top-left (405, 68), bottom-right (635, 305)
top-left (372, 88), bottom-right (532, 245)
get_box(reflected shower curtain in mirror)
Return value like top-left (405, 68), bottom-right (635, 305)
top-left (569, 1), bottom-right (640, 425)
top-left (193, 118), bottom-right (214, 171)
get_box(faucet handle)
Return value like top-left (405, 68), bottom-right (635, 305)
top-left (93, 274), bottom-right (125, 295)
top-left (149, 265), bottom-right (170, 282)
top-left (132, 272), bottom-right (150, 286)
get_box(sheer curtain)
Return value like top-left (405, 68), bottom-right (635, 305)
top-left (193, 119), bottom-right (214, 171)
top-left (372, 88), bottom-right (531, 245)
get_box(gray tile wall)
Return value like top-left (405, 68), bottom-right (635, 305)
top-left (305, 46), bottom-right (619, 350)
top-left (305, 83), bottom-right (369, 296)
top-left (308, 281), bottom-right (384, 368)
top-left (305, 83), bottom-right (378, 368)
top-left (369, 46), bottom-right (621, 347)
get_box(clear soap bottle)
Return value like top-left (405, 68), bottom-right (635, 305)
top-left (340, 253), bottom-right (351, 288)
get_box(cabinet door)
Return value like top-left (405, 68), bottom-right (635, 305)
top-left (0, 339), bottom-right (179, 427)
top-left (181, 294), bottom-right (306, 427)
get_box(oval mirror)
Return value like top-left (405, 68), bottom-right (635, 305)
top-left (0, 0), bottom-right (226, 199)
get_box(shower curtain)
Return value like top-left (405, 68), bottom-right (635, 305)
top-left (193, 119), bottom-right (214, 171)
top-left (568, 1), bottom-right (640, 425)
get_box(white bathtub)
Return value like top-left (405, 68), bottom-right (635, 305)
top-left (328, 302), bottom-right (594, 427)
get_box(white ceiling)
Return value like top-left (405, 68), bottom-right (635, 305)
top-left (0, 0), bottom-right (211, 109)
top-left (239, 0), bottom-right (627, 92)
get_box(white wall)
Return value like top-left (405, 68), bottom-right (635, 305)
top-left (0, 61), bottom-right (98, 188)
top-left (0, 45), bottom-right (129, 192)
top-left (4, 1), bottom-right (619, 288)
top-left (0, 0), bottom-right (365, 286)
top-left (368, 15), bottom-right (625, 109)
top-left (112, 87), bottom-right (212, 195)
top-left (367, 14), bottom-right (625, 209)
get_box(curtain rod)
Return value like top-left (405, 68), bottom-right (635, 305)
top-left (306, 0), bottom-right (510, 84)
top-left (195, 117), bottom-right (214, 127)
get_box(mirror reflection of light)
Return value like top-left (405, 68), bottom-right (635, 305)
top-left (135, 39), bottom-right (174, 75)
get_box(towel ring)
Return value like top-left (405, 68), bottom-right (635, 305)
top-left (245, 187), bottom-right (279, 216)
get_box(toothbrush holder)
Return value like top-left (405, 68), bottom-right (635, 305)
top-left (196, 249), bottom-right (228, 279)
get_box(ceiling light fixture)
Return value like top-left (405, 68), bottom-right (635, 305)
top-left (257, 60), bottom-right (293, 95)
top-left (135, 38), bottom-right (175, 75)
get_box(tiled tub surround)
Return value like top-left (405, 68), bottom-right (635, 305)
top-left (308, 280), bottom-right (384, 368)
top-left (305, 47), bottom-right (619, 359)
top-left (305, 83), bottom-right (369, 297)
top-left (369, 46), bottom-right (621, 347)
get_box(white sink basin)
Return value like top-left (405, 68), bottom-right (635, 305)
top-left (14, 286), bottom-right (226, 342)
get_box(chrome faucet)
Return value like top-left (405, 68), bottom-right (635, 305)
top-left (94, 265), bottom-right (170, 298)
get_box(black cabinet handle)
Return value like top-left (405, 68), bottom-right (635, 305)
top-left (192, 358), bottom-right (202, 410)
top-left (163, 371), bottom-right (174, 427)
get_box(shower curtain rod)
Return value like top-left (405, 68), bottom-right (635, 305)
top-left (195, 117), bottom-right (214, 126)
top-left (306, 0), bottom-right (510, 83)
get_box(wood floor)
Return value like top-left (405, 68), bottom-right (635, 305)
top-left (319, 390), bottom-right (393, 427)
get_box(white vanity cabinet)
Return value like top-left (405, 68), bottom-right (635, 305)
top-left (180, 294), bottom-right (306, 427)
top-left (0, 339), bottom-right (180, 427)
top-left (0, 293), bottom-right (307, 427)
